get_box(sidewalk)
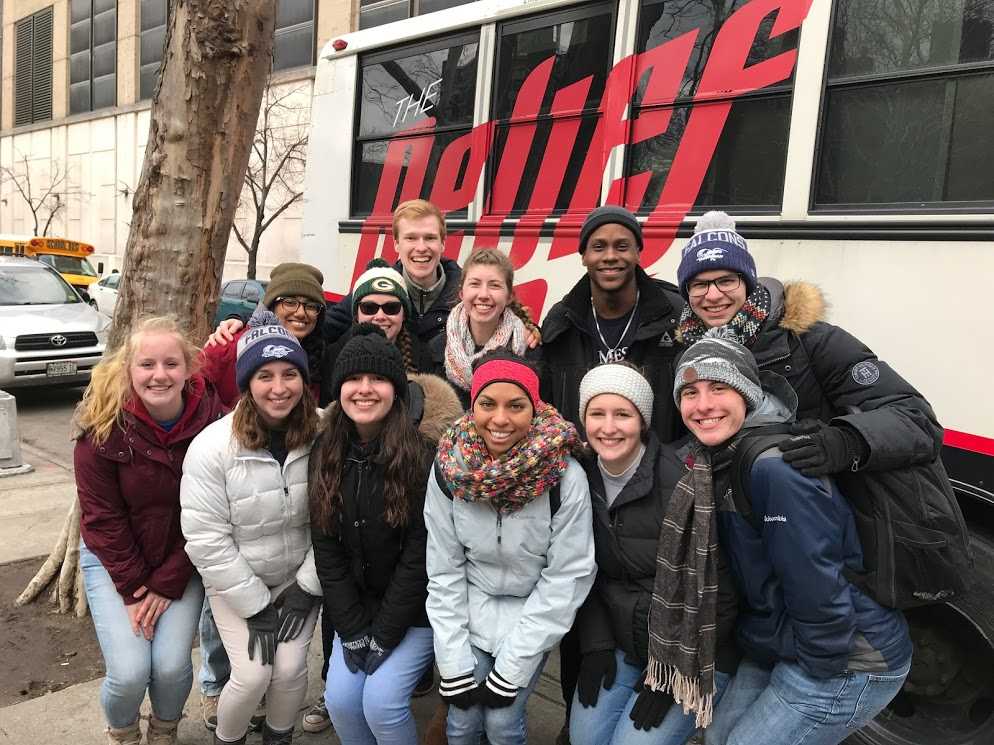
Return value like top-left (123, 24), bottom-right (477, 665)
top-left (0, 441), bottom-right (567, 744)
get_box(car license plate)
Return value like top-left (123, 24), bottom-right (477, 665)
top-left (46, 361), bottom-right (77, 377)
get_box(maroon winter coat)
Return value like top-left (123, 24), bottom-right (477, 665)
top-left (76, 374), bottom-right (225, 604)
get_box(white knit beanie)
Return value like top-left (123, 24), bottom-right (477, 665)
top-left (579, 363), bottom-right (654, 427)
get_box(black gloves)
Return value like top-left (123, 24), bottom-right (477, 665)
top-left (779, 420), bottom-right (867, 476)
top-left (363, 637), bottom-right (393, 676)
top-left (476, 670), bottom-right (518, 709)
top-left (342, 631), bottom-right (371, 674)
top-left (273, 582), bottom-right (319, 642)
top-left (246, 605), bottom-right (278, 665)
top-left (439, 673), bottom-right (479, 710)
top-left (577, 650), bottom-right (617, 708)
top-left (629, 673), bottom-right (673, 731)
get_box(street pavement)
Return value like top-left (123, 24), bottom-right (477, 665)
top-left (0, 388), bottom-right (568, 744)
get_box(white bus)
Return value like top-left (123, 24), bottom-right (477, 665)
top-left (300, 2), bottom-right (994, 742)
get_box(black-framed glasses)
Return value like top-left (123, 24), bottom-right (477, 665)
top-left (358, 300), bottom-right (404, 316)
top-left (686, 274), bottom-right (742, 298)
top-left (276, 297), bottom-right (323, 316)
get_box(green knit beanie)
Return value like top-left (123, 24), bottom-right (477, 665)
top-left (263, 262), bottom-right (326, 309)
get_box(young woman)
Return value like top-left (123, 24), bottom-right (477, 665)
top-left (435, 249), bottom-right (539, 408)
top-left (310, 327), bottom-right (443, 745)
top-left (75, 316), bottom-right (225, 745)
top-left (425, 351), bottom-right (597, 745)
top-left (181, 311), bottom-right (324, 745)
top-left (569, 362), bottom-right (738, 745)
top-left (670, 332), bottom-right (912, 745)
top-left (319, 259), bottom-right (439, 406)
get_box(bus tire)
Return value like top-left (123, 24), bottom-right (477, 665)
top-left (848, 527), bottom-right (994, 745)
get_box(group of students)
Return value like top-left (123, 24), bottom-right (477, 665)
top-left (73, 198), bottom-right (942, 745)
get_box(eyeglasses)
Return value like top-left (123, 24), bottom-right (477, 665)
top-left (686, 274), bottom-right (742, 298)
top-left (358, 300), bottom-right (404, 316)
top-left (276, 297), bottom-right (323, 316)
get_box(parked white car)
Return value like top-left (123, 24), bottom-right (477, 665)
top-left (0, 257), bottom-right (109, 389)
top-left (89, 272), bottom-right (121, 315)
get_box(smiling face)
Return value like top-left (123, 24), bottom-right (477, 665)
top-left (687, 270), bottom-right (748, 327)
top-left (129, 332), bottom-right (192, 421)
top-left (396, 215), bottom-right (444, 287)
top-left (273, 295), bottom-right (320, 339)
top-left (249, 361), bottom-right (305, 427)
top-left (460, 264), bottom-right (511, 329)
top-left (581, 223), bottom-right (640, 295)
top-left (678, 380), bottom-right (747, 447)
top-left (355, 292), bottom-right (405, 342)
top-left (472, 381), bottom-right (534, 458)
top-left (339, 373), bottom-right (395, 441)
top-left (584, 393), bottom-right (644, 473)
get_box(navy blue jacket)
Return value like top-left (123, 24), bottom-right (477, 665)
top-left (716, 449), bottom-right (912, 679)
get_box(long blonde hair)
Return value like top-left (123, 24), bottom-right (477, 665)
top-left (76, 316), bottom-right (201, 445)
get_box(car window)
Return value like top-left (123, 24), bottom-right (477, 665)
top-left (107, 273), bottom-right (121, 290)
top-left (0, 266), bottom-right (81, 305)
top-left (222, 280), bottom-right (245, 298)
top-left (242, 282), bottom-right (262, 302)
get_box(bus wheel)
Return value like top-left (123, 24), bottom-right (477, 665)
top-left (849, 529), bottom-right (994, 745)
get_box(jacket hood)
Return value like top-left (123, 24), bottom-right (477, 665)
top-left (743, 371), bottom-right (798, 429)
top-left (761, 278), bottom-right (827, 335)
top-left (407, 373), bottom-right (463, 443)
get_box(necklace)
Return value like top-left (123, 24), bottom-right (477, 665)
top-left (592, 290), bottom-right (640, 358)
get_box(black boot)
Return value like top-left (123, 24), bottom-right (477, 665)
top-left (213, 735), bottom-right (246, 745)
top-left (262, 723), bottom-right (293, 744)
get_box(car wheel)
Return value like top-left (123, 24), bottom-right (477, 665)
top-left (847, 527), bottom-right (994, 745)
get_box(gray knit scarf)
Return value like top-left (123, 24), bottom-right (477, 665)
top-left (645, 442), bottom-right (723, 728)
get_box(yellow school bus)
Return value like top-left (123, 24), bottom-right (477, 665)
top-left (0, 234), bottom-right (99, 296)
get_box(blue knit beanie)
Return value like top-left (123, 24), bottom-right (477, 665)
top-left (235, 310), bottom-right (309, 392)
top-left (676, 226), bottom-right (757, 299)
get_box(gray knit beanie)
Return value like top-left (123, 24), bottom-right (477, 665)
top-left (673, 329), bottom-right (762, 410)
top-left (579, 363), bottom-right (654, 427)
top-left (578, 205), bottom-right (643, 254)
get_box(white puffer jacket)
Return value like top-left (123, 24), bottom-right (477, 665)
top-left (181, 412), bottom-right (321, 618)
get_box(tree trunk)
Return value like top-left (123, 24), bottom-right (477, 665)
top-left (247, 230), bottom-right (261, 279)
top-left (109, 0), bottom-right (277, 350)
top-left (19, 0), bottom-right (277, 614)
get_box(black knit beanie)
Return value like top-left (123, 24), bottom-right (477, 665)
top-left (578, 205), bottom-right (644, 254)
top-left (329, 324), bottom-right (408, 403)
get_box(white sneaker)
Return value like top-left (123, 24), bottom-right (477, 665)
top-left (302, 698), bottom-right (332, 733)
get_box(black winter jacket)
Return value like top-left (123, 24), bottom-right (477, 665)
top-left (309, 435), bottom-right (435, 649)
top-left (746, 279), bottom-right (943, 471)
top-left (539, 267), bottom-right (685, 442)
top-left (323, 259), bottom-right (462, 346)
top-left (575, 435), bottom-right (740, 672)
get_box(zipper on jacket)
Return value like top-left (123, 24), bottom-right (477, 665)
top-left (497, 511), bottom-right (503, 545)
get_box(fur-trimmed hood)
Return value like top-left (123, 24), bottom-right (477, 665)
top-left (763, 277), bottom-right (827, 335)
top-left (407, 373), bottom-right (463, 443)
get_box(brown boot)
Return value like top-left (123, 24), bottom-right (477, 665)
top-left (147, 715), bottom-right (180, 745)
top-left (423, 701), bottom-right (448, 745)
top-left (106, 721), bottom-right (142, 745)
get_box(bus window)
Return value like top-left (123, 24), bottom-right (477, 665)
top-left (38, 254), bottom-right (98, 277)
top-left (814, 0), bottom-right (994, 208)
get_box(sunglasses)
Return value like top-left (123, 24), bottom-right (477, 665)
top-left (358, 300), bottom-right (404, 316)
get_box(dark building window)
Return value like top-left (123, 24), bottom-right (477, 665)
top-left (359, 0), bottom-right (476, 31)
top-left (14, 7), bottom-right (54, 126)
top-left (69, 0), bottom-right (117, 114)
top-left (139, 0), bottom-right (168, 100)
top-left (815, 0), bottom-right (994, 209)
top-left (352, 32), bottom-right (480, 217)
top-left (274, 0), bottom-right (315, 71)
top-left (625, 0), bottom-right (799, 213)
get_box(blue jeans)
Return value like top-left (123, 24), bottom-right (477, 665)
top-left (705, 658), bottom-right (911, 745)
top-left (198, 597), bottom-right (230, 696)
top-left (446, 646), bottom-right (548, 745)
top-left (80, 544), bottom-right (204, 728)
top-left (570, 650), bottom-right (731, 745)
top-left (325, 626), bottom-right (434, 745)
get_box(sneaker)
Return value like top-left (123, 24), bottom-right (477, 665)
top-left (413, 667), bottom-right (435, 698)
top-left (146, 715), bottom-right (180, 745)
top-left (202, 694), bottom-right (219, 731)
top-left (302, 698), bottom-right (332, 733)
top-left (106, 722), bottom-right (142, 745)
top-left (249, 696), bottom-right (266, 732)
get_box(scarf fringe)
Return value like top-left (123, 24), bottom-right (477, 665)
top-left (645, 661), bottom-right (714, 730)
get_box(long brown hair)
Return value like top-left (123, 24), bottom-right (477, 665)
top-left (460, 249), bottom-right (539, 335)
top-left (310, 396), bottom-right (430, 533)
top-left (232, 384), bottom-right (320, 451)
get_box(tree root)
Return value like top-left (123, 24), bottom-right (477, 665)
top-left (15, 500), bottom-right (86, 616)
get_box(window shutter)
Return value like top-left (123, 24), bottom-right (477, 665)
top-left (31, 8), bottom-right (54, 123)
top-left (14, 18), bottom-right (33, 126)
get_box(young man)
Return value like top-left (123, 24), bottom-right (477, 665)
top-left (674, 211), bottom-right (942, 479)
top-left (540, 205), bottom-right (685, 443)
top-left (323, 199), bottom-right (461, 345)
